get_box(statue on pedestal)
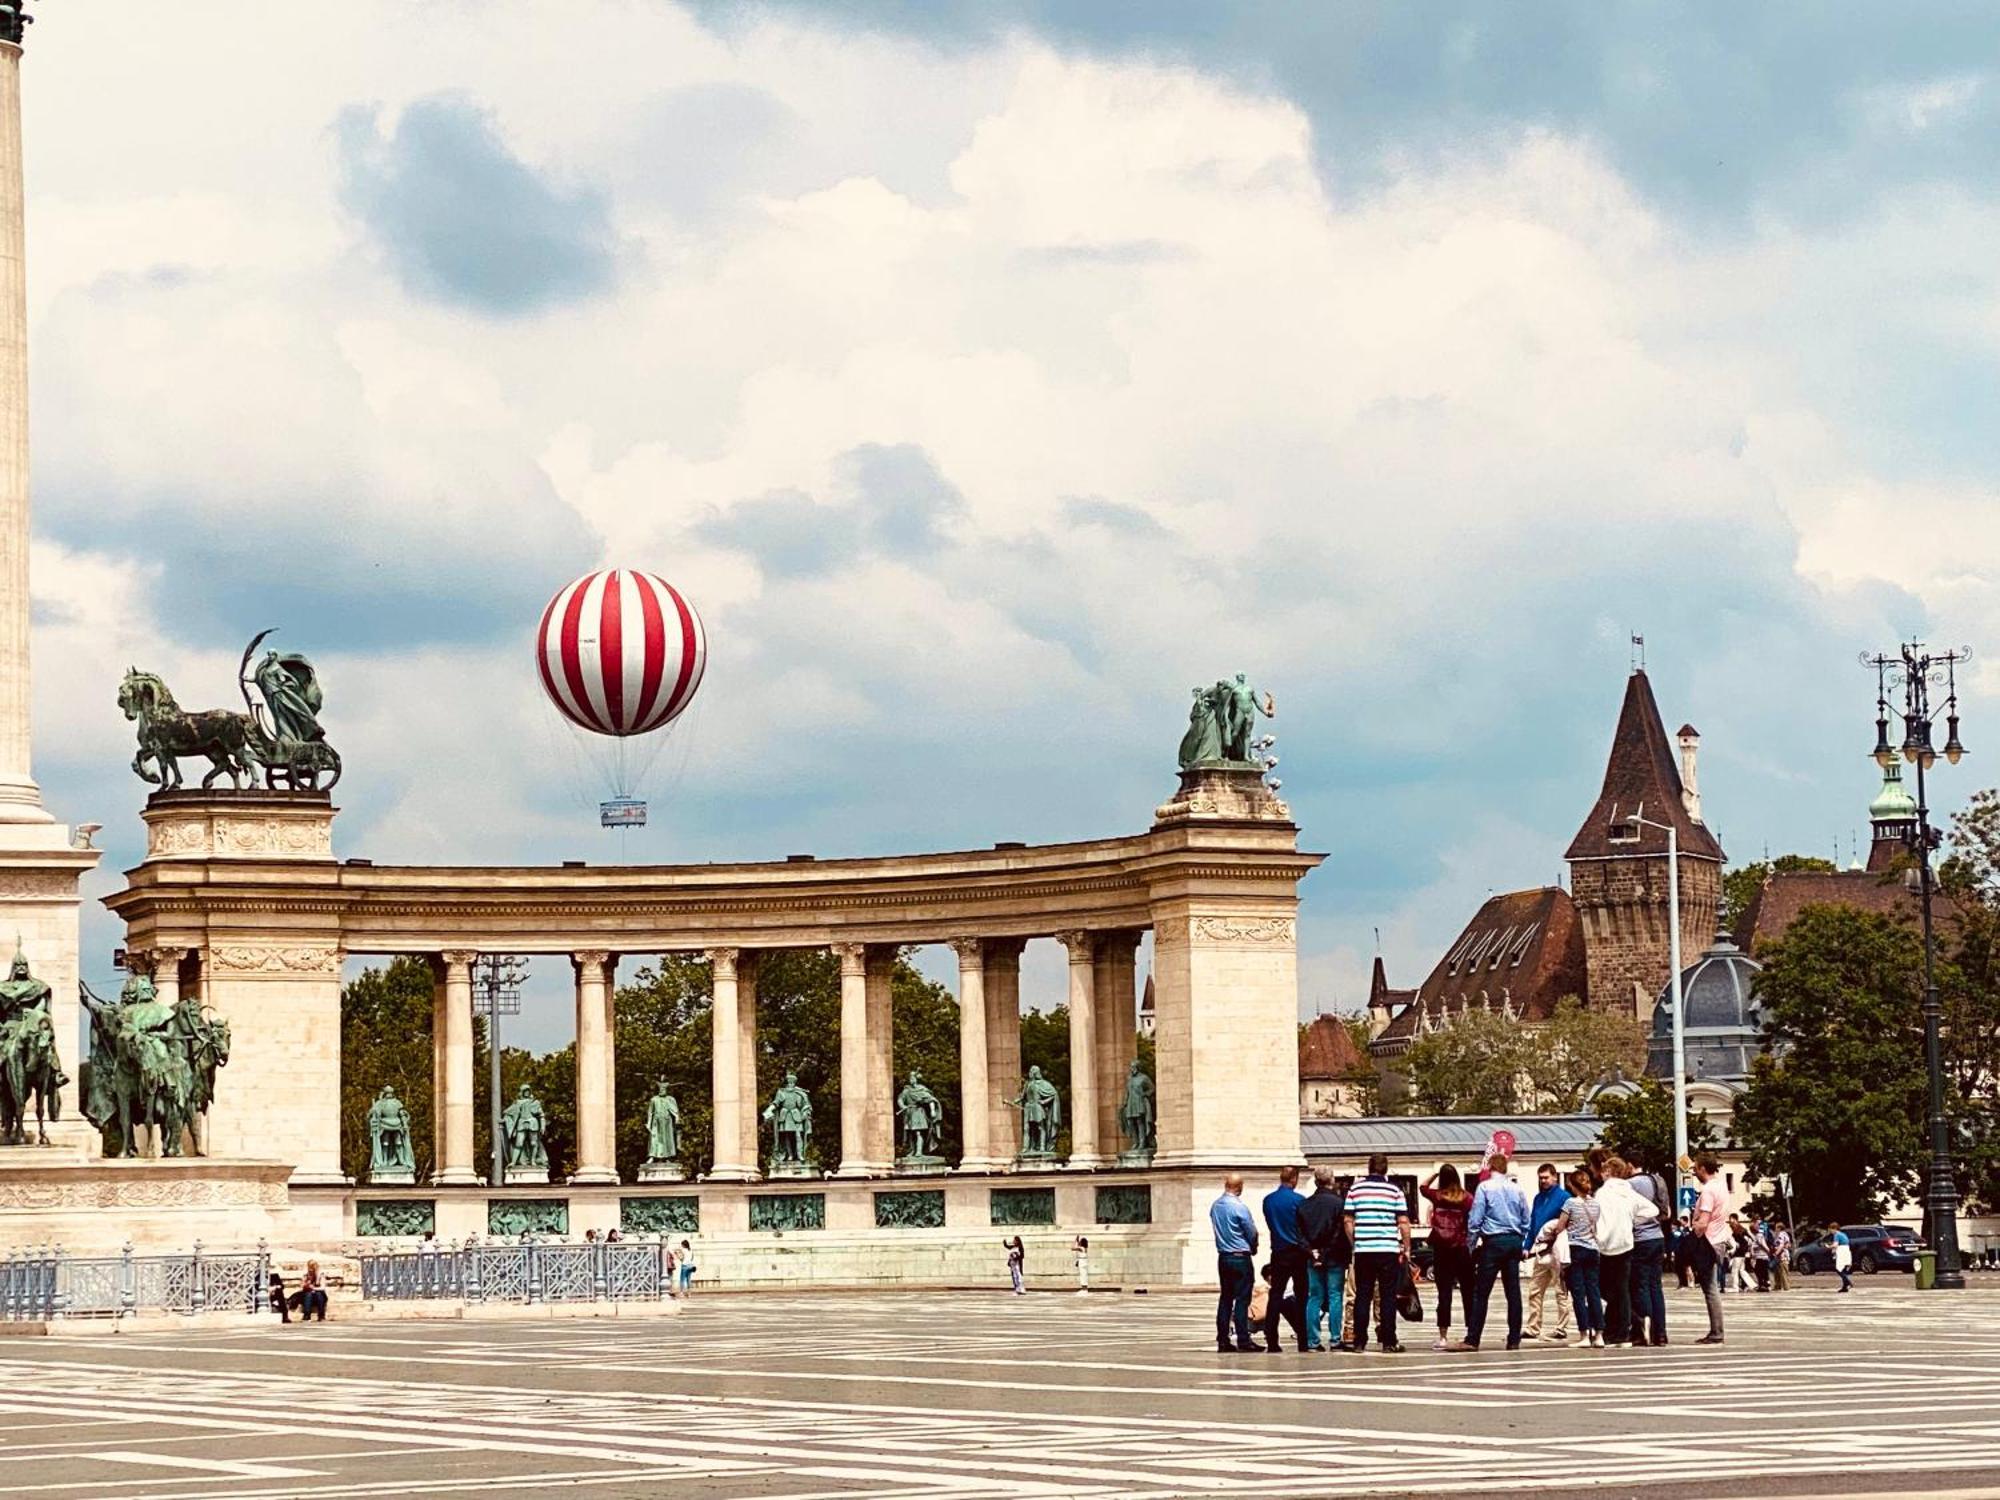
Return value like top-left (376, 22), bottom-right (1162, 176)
top-left (645, 1079), bottom-right (681, 1164)
top-left (501, 1084), bottom-right (548, 1179)
top-left (1008, 1065), bottom-right (1062, 1159)
top-left (762, 1071), bottom-right (813, 1173)
top-left (0, 944), bottom-right (63, 1146)
top-left (895, 1070), bottom-right (945, 1167)
top-left (366, 1086), bottom-right (416, 1181)
top-left (1118, 1060), bottom-right (1155, 1160)
top-left (1177, 673), bottom-right (1274, 768)
top-left (116, 630), bottom-right (342, 793)
top-left (80, 973), bottom-right (186, 1158)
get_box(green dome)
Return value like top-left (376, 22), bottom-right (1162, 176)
top-left (1870, 759), bottom-right (1917, 823)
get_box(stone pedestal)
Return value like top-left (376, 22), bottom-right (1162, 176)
top-left (1153, 762), bottom-right (1290, 824)
top-left (368, 1170), bottom-right (416, 1187)
top-left (505, 1166), bottom-right (550, 1186)
top-left (1117, 1148), bottom-right (1156, 1169)
top-left (893, 1156), bottom-right (948, 1177)
top-left (638, 1160), bottom-right (686, 1183)
top-left (764, 1160), bottom-right (816, 1180)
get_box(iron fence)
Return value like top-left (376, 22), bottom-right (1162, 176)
top-left (0, 1242), bottom-right (272, 1320)
top-left (359, 1237), bottom-right (670, 1305)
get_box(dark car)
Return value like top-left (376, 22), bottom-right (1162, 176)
top-left (1792, 1223), bottom-right (1923, 1275)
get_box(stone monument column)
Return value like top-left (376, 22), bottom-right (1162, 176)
top-left (706, 947), bottom-right (751, 1181)
top-left (736, 950), bottom-right (761, 1174)
top-left (432, 951), bottom-right (478, 1185)
top-left (832, 941), bottom-right (870, 1176)
top-left (1057, 931), bottom-right (1104, 1167)
top-left (1092, 930), bottom-right (1141, 1155)
top-left (983, 937), bottom-right (1025, 1162)
top-left (863, 946), bottom-right (895, 1170)
top-left (570, 950), bottom-right (618, 1184)
top-left (951, 938), bottom-right (996, 1172)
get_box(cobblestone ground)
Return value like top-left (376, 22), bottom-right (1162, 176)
top-left (1, 1277), bottom-right (1997, 1498)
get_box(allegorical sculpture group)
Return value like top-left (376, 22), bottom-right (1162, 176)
top-left (79, 969), bottom-right (231, 1158)
top-left (1177, 671), bottom-right (1274, 768)
top-left (119, 630), bottom-right (341, 792)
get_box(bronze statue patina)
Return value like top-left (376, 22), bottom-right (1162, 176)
top-left (894, 1070), bottom-right (944, 1162)
top-left (0, 945), bottom-right (64, 1146)
top-left (118, 629), bottom-right (341, 793)
top-left (762, 1071), bottom-right (812, 1169)
top-left (501, 1084), bottom-right (548, 1173)
top-left (1177, 673), bottom-right (1275, 768)
top-left (645, 1079), bottom-right (681, 1163)
top-left (1008, 1065), bottom-right (1062, 1158)
top-left (1119, 1060), bottom-right (1155, 1156)
top-left (366, 1086), bottom-right (416, 1180)
top-left (80, 971), bottom-right (227, 1158)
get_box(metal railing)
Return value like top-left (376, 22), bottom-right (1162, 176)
top-left (0, 1241), bottom-right (272, 1320)
top-left (359, 1237), bottom-right (671, 1305)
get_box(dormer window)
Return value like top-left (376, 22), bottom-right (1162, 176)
top-left (1608, 820), bottom-right (1640, 844)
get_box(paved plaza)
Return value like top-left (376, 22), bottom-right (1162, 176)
top-left (0, 1281), bottom-right (1997, 1498)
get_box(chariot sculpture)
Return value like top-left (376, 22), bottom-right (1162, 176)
top-left (119, 628), bottom-right (341, 792)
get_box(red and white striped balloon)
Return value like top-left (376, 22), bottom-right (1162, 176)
top-left (535, 569), bottom-right (706, 737)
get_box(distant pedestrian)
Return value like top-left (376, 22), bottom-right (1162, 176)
top-left (1005, 1235), bottom-right (1026, 1296)
top-left (1421, 1165), bottom-right (1475, 1350)
top-left (1452, 1154), bottom-right (1530, 1352)
top-left (1829, 1223), bottom-right (1854, 1292)
top-left (1210, 1175), bottom-right (1260, 1351)
top-left (1260, 1166), bottom-right (1310, 1353)
top-left (1727, 1217), bottom-right (1755, 1292)
top-left (677, 1239), bottom-right (697, 1296)
top-left (1523, 1162), bottom-right (1571, 1343)
top-left (1532, 1169), bottom-right (1603, 1346)
top-left (1592, 1156), bottom-right (1658, 1346)
top-left (1073, 1235), bottom-right (1090, 1294)
top-left (1771, 1223), bottom-right (1792, 1291)
top-left (1628, 1166), bottom-right (1669, 1345)
top-left (1343, 1154), bottom-right (1412, 1353)
top-left (1297, 1166), bottom-right (1349, 1352)
top-left (1688, 1156), bottom-right (1730, 1344)
top-left (1748, 1219), bottom-right (1772, 1292)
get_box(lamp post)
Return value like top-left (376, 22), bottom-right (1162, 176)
top-left (474, 954), bottom-right (528, 1187)
top-left (1865, 641), bottom-right (1970, 1290)
top-left (1630, 812), bottom-right (1688, 1202)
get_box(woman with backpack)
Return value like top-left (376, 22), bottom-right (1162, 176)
top-left (1420, 1165), bottom-right (1475, 1352)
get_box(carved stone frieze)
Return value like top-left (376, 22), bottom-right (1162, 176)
top-left (0, 1175), bottom-right (283, 1209)
top-left (213, 817), bottom-right (334, 857)
top-left (208, 944), bottom-right (343, 977)
top-left (1190, 916), bottom-right (1296, 946)
top-left (0, 869), bottom-right (77, 900)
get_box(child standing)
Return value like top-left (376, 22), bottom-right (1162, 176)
top-left (1072, 1235), bottom-right (1090, 1294)
top-left (1004, 1236), bottom-right (1026, 1295)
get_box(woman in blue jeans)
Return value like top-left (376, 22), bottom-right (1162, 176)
top-left (1533, 1171), bottom-right (1604, 1347)
top-left (1628, 1169), bottom-right (1669, 1345)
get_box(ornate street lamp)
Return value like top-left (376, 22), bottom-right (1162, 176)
top-left (474, 954), bottom-right (529, 1186)
top-left (1863, 641), bottom-right (1970, 1289)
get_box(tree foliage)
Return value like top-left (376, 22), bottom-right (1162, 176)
top-left (1521, 1000), bottom-right (1647, 1112)
top-left (1399, 998), bottom-right (1643, 1116)
top-left (1593, 1075), bottom-right (1718, 1174)
top-left (1721, 854), bottom-right (1837, 933)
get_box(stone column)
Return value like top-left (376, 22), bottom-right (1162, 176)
top-left (1057, 930), bottom-right (1104, 1168)
top-left (737, 952), bottom-right (761, 1174)
top-left (984, 938), bottom-right (1025, 1163)
top-left (433, 950), bottom-right (478, 1185)
top-left (706, 948), bottom-right (752, 1181)
top-left (1092, 930), bottom-right (1141, 1159)
top-left (832, 942), bottom-right (871, 1176)
top-left (0, 35), bottom-right (41, 823)
top-left (951, 938), bottom-right (997, 1172)
top-left (864, 946), bottom-right (895, 1170)
top-left (570, 950), bottom-right (618, 1184)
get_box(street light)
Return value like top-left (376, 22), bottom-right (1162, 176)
top-left (1863, 641), bottom-right (1970, 1290)
top-left (474, 954), bottom-right (529, 1186)
top-left (1627, 811), bottom-right (1688, 1207)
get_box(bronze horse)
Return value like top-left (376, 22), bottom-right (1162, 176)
top-left (117, 669), bottom-right (255, 790)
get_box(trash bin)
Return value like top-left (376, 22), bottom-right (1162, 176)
top-left (1916, 1249), bottom-right (1937, 1289)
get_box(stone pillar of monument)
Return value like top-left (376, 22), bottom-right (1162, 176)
top-left (863, 945), bottom-right (895, 1171)
top-left (983, 938), bottom-right (1024, 1163)
top-left (832, 942), bottom-right (869, 1176)
top-left (1058, 931), bottom-right (1104, 1168)
top-left (706, 948), bottom-right (752, 1181)
top-left (0, 23), bottom-right (99, 1154)
top-left (736, 951), bottom-right (760, 1175)
top-left (432, 951), bottom-right (478, 1185)
top-left (569, 950), bottom-right (618, 1184)
top-left (951, 938), bottom-right (996, 1172)
top-left (1092, 930), bottom-right (1141, 1157)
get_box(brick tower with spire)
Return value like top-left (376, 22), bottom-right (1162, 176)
top-left (1565, 670), bottom-right (1724, 1019)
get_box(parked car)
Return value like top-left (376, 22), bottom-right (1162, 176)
top-left (1792, 1224), bottom-right (1923, 1275)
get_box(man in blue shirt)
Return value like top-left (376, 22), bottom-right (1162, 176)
top-left (1523, 1162), bottom-right (1571, 1342)
top-left (1260, 1165), bottom-right (1309, 1352)
top-left (1209, 1174), bottom-right (1259, 1352)
top-left (1453, 1152), bottom-right (1531, 1351)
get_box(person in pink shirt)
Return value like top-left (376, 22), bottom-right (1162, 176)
top-left (1688, 1156), bottom-right (1730, 1344)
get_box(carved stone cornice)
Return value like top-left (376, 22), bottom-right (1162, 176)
top-left (0, 869), bottom-right (79, 900)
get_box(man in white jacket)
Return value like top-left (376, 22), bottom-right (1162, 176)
top-left (1593, 1158), bottom-right (1659, 1347)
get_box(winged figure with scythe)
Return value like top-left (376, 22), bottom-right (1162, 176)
top-left (116, 629), bottom-right (341, 792)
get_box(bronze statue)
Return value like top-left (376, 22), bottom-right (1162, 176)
top-left (367, 1086), bottom-right (416, 1178)
top-left (762, 1071), bottom-right (812, 1167)
top-left (118, 630), bottom-right (341, 793)
top-left (81, 974), bottom-right (187, 1157)
top-left (895, 1070), bottom-right (944, 1161)
top-left (0, 945), bottom-right (63, 1145)
top-left (1009, 1065), bottom-right (1062, 1157)
top-left (1119, 1060), bottom-right (1155, 1153)
top-left (645, 1080), bottom-right (681, 1163)
top-left (1176, 673), bottom-right (1275, 769)
top-left (501, 1084), bottom-right (548, 1171)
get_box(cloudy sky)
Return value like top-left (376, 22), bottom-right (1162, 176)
top-left (23, 3), bottom-right (2000, 1046)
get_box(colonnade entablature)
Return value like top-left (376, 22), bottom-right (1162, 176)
top-left (105, 770), bottom-right (1320, 1186)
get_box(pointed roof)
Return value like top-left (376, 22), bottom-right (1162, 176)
top-left (1369, 886), bottom-right (1587, 1055)
top-left (1565, 670), bottom-right (1724, 863)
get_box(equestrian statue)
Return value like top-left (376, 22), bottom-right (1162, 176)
top-left (80, 971), bottom-right (230, 1158)
top-left (119, 628), bottom-right (341, 792)
top-left (0, 945), bottom-right (64, 1146)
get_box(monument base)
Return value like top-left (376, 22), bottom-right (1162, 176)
top-left (504, 1167), bottom-right (550, 1186)
top-left (893, 1156), bottom-right (948, 1177)
top-left (367, 1170), bottom-right (416, 1187)
top-left (1016, 1151), bottom-right (1060, 1169)
top-left (0, 1155), bottom-right (294, 1250)
top-left (638, 1161), bottom-right (686, 1183)
top-left (1153, 762), bottom-right (1290, 825)
top-left (1117, 1149), bottom-right (1156, 1169)
top-left (764, 1161), bottom-right (817, 1180)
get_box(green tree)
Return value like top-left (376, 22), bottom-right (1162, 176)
top-left (1520, 998), bottom-right (1646, 1112)
top-left (1731, 904), bottom-right (1929, 1222)
top-left (1593, 1075), bottom-right (1718, 1173)
top-left (1341, 1014), bottom-right (1385, 1116)
top-left (1722, 855), bottom-right (1837, 933)
top-left (340, 957), bottom-right (437, 1182)
top-left (1401, 1007), bottom-right (1526, 1115)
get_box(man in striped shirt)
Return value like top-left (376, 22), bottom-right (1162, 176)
top-left (1342, 1153), bottom-right (1412, 1353)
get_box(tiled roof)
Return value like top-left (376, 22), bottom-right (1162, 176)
top-left (1735, 868), bottom-right (1919, 952)
top-left (1298, 1014), bottom-right (1368, 1080)
top-left (1369, 886), bottom-right (1587, 1056)
top-left (1565, 670), bottom-right (1724, 863)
